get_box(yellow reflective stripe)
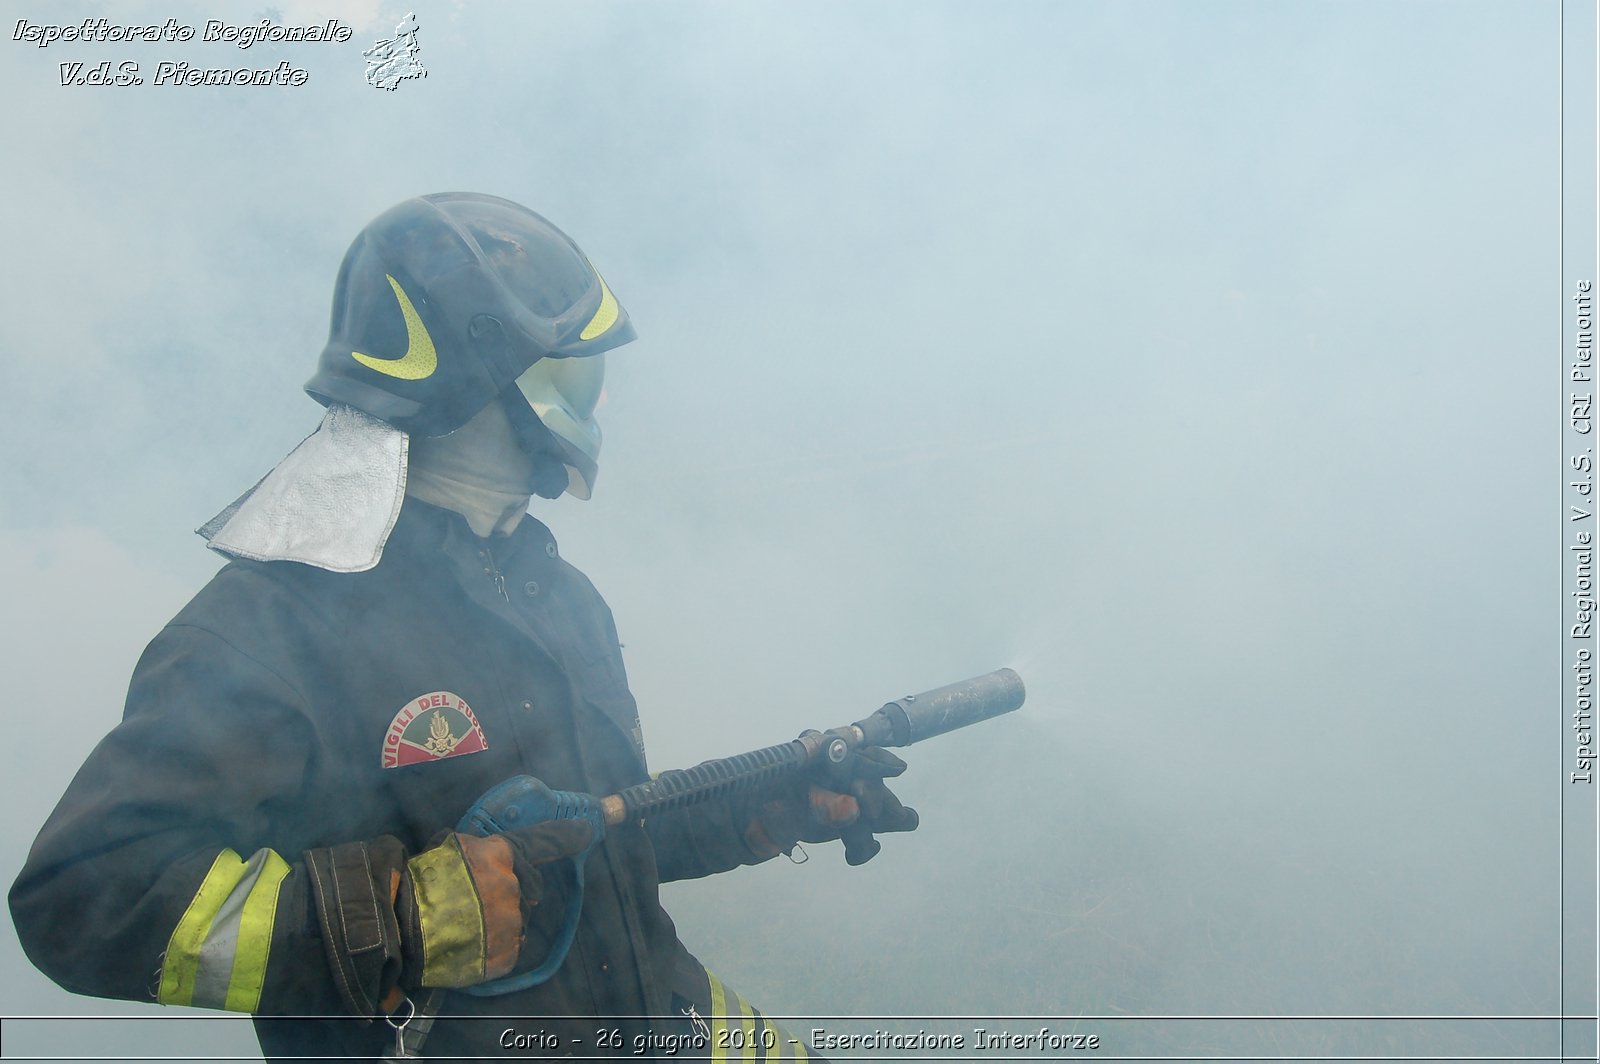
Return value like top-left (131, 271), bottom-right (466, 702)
top-left (408, 837), bottom-right (487, 987)
top-left (707, 969), bottom-right (730, 1064)
top-left (737, 990), bottom-right (756, 1062)
top-left (749, 1008), bottom-right (767, 1063)
top-left (222, 851), bottom-right (290, 1012)
top-left (755, 1008), bottom-right (787, 1064)
top-left (159, 849), bottom-right (252, 1006)
top-left (705, 971), bottom-right (775, 1062)
top-left (579, 272), bottom-right (619, 340)
top-left (159, 848), bottom-right (292, 1012)
top-left (772, 1014), bottom-right (805, 1061)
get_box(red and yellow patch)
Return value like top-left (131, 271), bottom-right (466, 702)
top-left (382, 691), bottom-right (489, 768)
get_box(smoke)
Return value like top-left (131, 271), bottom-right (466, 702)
top-left (0, 1), bottom-right (1565, 1060)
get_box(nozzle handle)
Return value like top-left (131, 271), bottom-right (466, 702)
top-left (454, 775), bottom-right (607, 995)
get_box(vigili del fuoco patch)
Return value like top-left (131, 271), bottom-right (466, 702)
top-left (382, 691), bottom-right (489, 768)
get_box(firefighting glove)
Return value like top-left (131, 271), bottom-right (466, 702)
top-left (742, 743), bottom-right (919, 866)
top-left (306, 820), bottom-right (592, 1017)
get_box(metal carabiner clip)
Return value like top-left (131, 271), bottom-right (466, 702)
top-left (382, 995), bottom-right (417, 1062)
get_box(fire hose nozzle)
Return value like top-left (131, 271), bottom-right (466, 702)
top-left (857, 667), bottom-right (1026, 748)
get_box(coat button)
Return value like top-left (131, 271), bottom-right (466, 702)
top-left (521, 700), bottom-right (534, 712)
top-left (523, 580), bottom-right (540, 597)
top-left (600, 963), bottom-right (609, 973)
top-left (545, 542), bottom-right (557, 558)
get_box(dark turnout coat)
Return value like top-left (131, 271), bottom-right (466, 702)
top-left (9, 499), bottom-right (776, 1061)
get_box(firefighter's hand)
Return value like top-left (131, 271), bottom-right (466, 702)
top-left (398, 820), bottom-right (593, 988)
top-left (306, 823), bottom-right (591, 1016)
top-left (743, 745), bottom-right (919, 866)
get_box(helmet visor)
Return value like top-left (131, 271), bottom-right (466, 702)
top-left (513, 353), bottom-right (605, 498)
top-left (514, 353), bottom-right (605, 422)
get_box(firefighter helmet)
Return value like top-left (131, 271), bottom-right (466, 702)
top-left (305, 192), bottom-right (634, 445)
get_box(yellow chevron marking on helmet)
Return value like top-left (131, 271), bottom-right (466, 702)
top-left (579, 272), bottom-right (619, 341)
top-left (352, 275), bottom-right (438, 380)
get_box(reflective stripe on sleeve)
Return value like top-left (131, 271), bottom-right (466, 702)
top-left (750, 1005), bottom-right (772, 1064)
top-left (407, 835), bottom-right (488, 988)
top-left (159, 848), bottom-right (291, 1012)
top-left (705, 969), bottom-right (806, 1063)
top-left (736, 989), bottom-right (756, 1063)
top-left (707, 969), bottom-right (730, 1064)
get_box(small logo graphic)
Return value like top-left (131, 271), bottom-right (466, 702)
top-left (383, 691), bottom-right (488, 768)
top-left (681, 1004), bottom-right (710, 1042)
top-left (351, 274), bottom-right (437, 380)
top-left (364, 12), bottom-right (426, 91)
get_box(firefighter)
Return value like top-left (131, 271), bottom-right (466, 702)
top-left (9, 193), bottom-right (918, 1061)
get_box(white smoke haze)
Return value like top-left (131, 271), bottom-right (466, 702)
top-left (0, 1), bottom-right (1567, 1060)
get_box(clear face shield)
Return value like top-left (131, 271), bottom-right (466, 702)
top-left (512, 353), bottom-right (605, 500)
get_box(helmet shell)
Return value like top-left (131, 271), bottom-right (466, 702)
top-left (306, 192), bottom-right (634, 437)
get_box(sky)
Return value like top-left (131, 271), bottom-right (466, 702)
top-left (0, 1), bottom-right (1584, 1060)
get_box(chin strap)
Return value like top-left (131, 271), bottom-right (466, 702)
top-left (527, 456), bottom-right (571, 501)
